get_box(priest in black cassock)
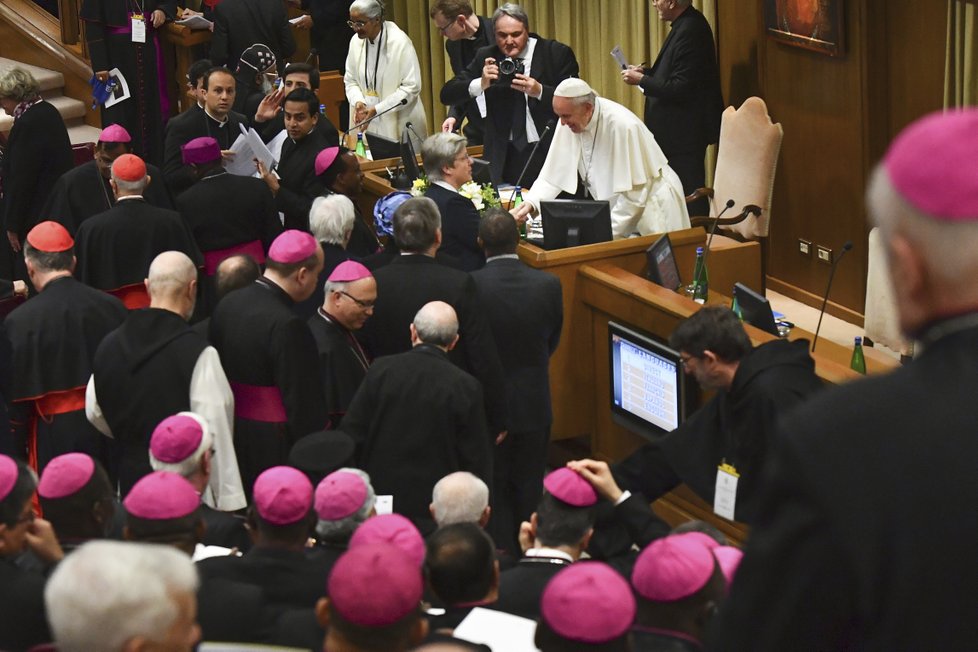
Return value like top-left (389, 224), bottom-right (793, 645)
top-left (43, 124), bottom-right (173, 235)
top-left (209, 230), bottom-right (328, 494)
top-left (308, 261), bottom-right (374, 426)
top-left (316, 148), bottom-right (383, 257)
top-left (175, 137), bottom-right (281, 276)
top-left (4, 222), bottom-right (127, 476)
top-left (257, 88), bottom-right (333, 231)
top-left (80, 0), bottom-right (177, 165)
top-left (74, 154), bottom-right (202, 309)
top-left (163, 67), bottom-right (248, 198)
top-left (209, 0), bottom-right (296, 75)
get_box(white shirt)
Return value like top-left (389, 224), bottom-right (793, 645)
top-left (468, 37), bottom-right (543, 144)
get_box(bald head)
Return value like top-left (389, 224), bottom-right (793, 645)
top-left (412, 301), bottom-right (459, 349)
top-left (147, 251), bottom-right (198, 320)
top-left (215, 254), bottom-right (260, 301)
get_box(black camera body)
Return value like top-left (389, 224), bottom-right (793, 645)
top-left (494, 57), bottom-right (525, 87)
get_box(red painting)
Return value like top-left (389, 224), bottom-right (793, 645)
top-left (764, 0), bottom-right (845, 57)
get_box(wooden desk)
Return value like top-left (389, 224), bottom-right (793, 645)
top-left (318, 71), bottom-right (345, 130)
top-left (517, 228), bottom-right (761, 441)
top-left (575, 262), bottom-right (900, 546)
top-left (161, 23), bottom-right (211, 115)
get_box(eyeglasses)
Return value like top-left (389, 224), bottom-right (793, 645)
top-left (347, 19), bottom-right (372, 29)
top-left (435, 18), bottom-right (457, 34)
top-left (679, 355), bottom-right (695, 368)
top-left (340, 291), bottom-right (375, 309)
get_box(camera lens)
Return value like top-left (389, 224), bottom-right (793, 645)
top-left (499, 59), bottom-right (516, 75)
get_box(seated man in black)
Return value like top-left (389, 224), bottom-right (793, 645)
top-left (614, 306), bottom-right (824, 525)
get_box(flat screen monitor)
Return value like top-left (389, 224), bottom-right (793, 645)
top-left (540, 199), bottom-right (613, 250)
top-left (732, 282), bottom-right (779, 336)
top-left (645, 234), bottom-right (683, 291)
top-left (609, 321), bottom-right (689, 441)
top-left (365, 132), bottom-right (400, 161)
top-left (400, 126), bottom-right (422, 185)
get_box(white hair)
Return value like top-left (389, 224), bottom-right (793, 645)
top-left (315, 467), bottom-right (377, 542)
top-left (868, 165), bottom-right (978, 286)
top-left (146, 251), bottom-right (196, 298)
top-left (45, 541), bottom-right (198, 652)
top-left (431, 471), bottom-right (489, 526)
top-left (309, 194), bottom-right (356, 246)
top-left (350, 0), bottom-right (384, 19)
top-left (148, 412), bottom-right (214, 478)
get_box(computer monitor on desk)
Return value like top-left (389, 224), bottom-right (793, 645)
top-left (609, 321), bottom-right (694, 441)
top-left (364, 132), bottom-right (400, 161)
top-left (732, 282), bottom-right (780, 336)
top-left (540, 199), bottom-right (613, 250)
top-left (399, 126), bottom-right (421, 185)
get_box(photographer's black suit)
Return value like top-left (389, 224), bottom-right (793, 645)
top-left (441, 35), bottom-right (579, 187)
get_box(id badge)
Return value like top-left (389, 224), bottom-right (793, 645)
top-left (714, 462), bottom-right (739, 521)
top-left (131, 14), bottom-right (146, 43)
top-left (374, 495), bottom-right (393, 515)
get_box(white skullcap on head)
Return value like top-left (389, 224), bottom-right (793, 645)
top-left (554, 78), bottom-right (596, 98)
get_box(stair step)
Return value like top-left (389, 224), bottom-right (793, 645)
top-left (0, 57), bottom-right (65, 93)
top-left (0, 95), bottom-right (90, 132)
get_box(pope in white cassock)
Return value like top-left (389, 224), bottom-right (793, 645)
top-left (513, 78), bottom-right (690, 239)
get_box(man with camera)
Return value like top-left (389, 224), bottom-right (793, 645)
top-left (441, 3), bottom-right (579, 188)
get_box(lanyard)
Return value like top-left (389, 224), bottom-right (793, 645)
top-left (363, 23), bottom-right (384, 92)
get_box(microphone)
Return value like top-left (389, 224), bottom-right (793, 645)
top-left (405, 121), bottom-right (424, 147)
top-left (508, 121), bottom-right (555, 205)
top-left (304, 48), bottom-right (318, 65)
top-left (811, 240), bottom-right (854, 352)
top-left (698, 198), bottom-right (736, 278)
top-left (343, 98), bottom-right (408, 143)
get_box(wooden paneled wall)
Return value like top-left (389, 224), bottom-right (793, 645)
top-left (715, 0), bottom-right (947, 319)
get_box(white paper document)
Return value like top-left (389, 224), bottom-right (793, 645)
top-left (103, 68), bottom-right (130, 108)
top-left (611, 45), bottom-right (629, 70)
top-left (225, 124), bottom-right (278, 177)
top-left (176, 15), bottom-right (213, 30)
top-left (454, 607), bottom-right (540, 652)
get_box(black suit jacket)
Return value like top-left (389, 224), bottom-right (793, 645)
top-left (276, 128), bottom-right (332, 231)
top-left (494, 556), bottom-right (572, 620)
top-left (471, 257), bottom-right (562, 432)
top-left (162, 107), bottom-right (248, 197)
top-left (359, 254), bottom-right (507, 433)
top-left (441, 35), bottom-right (579, 184)
top-left (341, 344), bottom-right (491, 529)
top-left (1, 100), bottom-right (73, 238)
top-left (425, 184), bottom-right (484, 272)
top-left (210, 0), bottom-right (296, 73)
top-left (442, 15), bottom-right (493, 143)
top-left (640, 6), bottom-right (723, 157)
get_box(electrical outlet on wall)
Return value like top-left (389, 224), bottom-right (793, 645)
top-left (799, 239), bottom-right (812, 257)
top-left (816, 245), bottom-right (833, 265)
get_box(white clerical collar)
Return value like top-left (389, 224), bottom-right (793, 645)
top-left (486, 254), bottom-right (519, 262)
top-left (204, 107), bottom-right (229, 126)
top-left (433, 180), bottom-right (458, 193)
top-left (525, 547), bottom-right (574, 563)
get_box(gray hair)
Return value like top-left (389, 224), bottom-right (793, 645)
top-left (570, 91), bottom-right (597, 107)
top-left (492, 3), bottom-right (529, 31)
top-left (309, 194), bottom-right (356, 246)
top-left (45, 541), bottom-right (198, 652)
top-left (146, 251), bottom-right (197, 299)
top-left (421, 133), bottom-right (467, 182)
top-left (868, 165), bottom-right (978, 287)
top-left (350, 0), bottom-right (384, 19)
top-left (413, 301), bottom-right (458, 347)
top-left (315, 468), bottom-right (376, 542)
top-left (393, 196), bottom-right (441, 252)
top-left (0, 67), bottom-right (40, 102)
top-left (148, 412), bottom-right (214, 479)
top-left (111, 174), bottom-right (149, 194)
top-left (431, 472), bottom-right (489, 526)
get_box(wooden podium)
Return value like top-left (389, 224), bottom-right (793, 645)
top-left (517, 227), bottom-right (762, 442)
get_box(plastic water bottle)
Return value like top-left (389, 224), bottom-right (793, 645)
top-left (691, 246), bottom-right (709, 304)
top-left (850, 336), bottom-right (866, 374)
top-left (355, 133), bottom-right (367, 158)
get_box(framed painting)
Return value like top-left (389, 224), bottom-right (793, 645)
top-left (764, 0), bottom-right (846, 57)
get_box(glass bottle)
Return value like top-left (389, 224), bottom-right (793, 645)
top-left (355, 133), bottom-right (367, 158)
top-left (514, 186), bottom-right (525, 237)
top-left (850, 336), bottom-right (867, 374)
top-left (691, 246), bottom-right (709, 304)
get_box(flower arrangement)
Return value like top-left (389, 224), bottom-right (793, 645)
top-left (410, 175), bottom-right (500, 213)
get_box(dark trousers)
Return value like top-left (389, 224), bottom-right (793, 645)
top-left (489, 427), bottom-right (550, 554)
top-left (667, 149), bottom-right (709, 217)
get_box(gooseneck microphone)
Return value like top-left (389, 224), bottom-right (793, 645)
top-left (508, 121), bottom-right (555, 205)
top-left (404, 121), bottom-right (424, 147)
top-left (698, 198), bottom-right (736, 276)
top-left (811, 240), bottom-right (854, 352)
